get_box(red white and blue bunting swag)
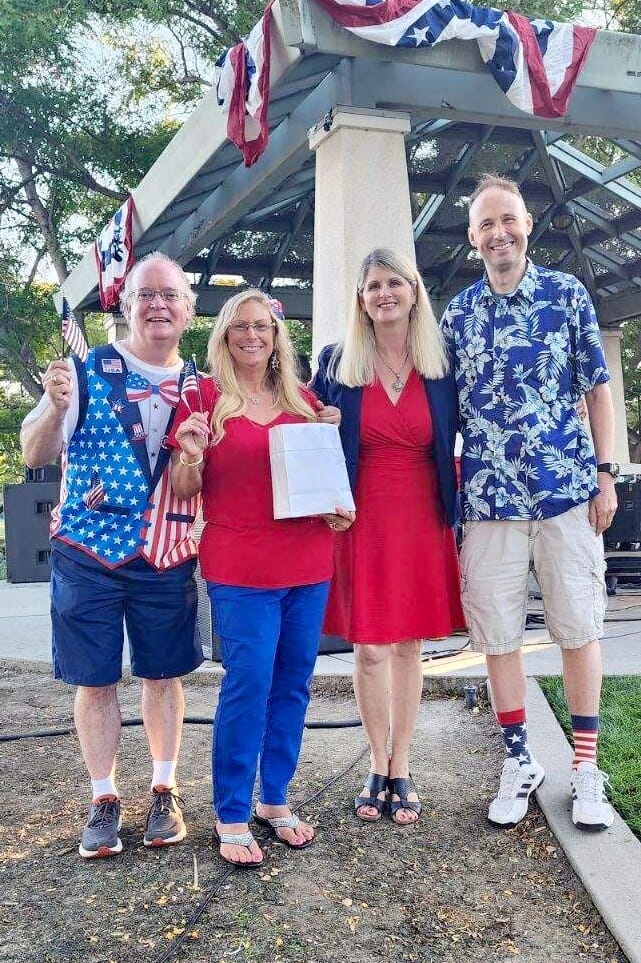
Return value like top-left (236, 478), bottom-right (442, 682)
top-left (94, 195), bottom-right (135, 311)
top-left (214, 0), bottom-right (597, 167)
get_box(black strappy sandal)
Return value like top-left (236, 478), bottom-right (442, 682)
top-left (354, 772), bottom-right (389, 822)
top-left (389, 775), bottom-right (422, 825)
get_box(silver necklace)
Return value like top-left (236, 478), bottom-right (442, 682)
top-left (241, 385), bottom-right (275, 407)
top-left (376, 349), bottom-right (409, 392)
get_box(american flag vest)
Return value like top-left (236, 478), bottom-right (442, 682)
top-left (51, 345), bottom-right (199, 571)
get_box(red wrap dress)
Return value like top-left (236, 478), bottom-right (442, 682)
top-left (323, 368), bottom-right (465, 644)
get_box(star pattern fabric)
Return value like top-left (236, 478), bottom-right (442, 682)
top-left (125, 371), bottom-right (180, 407)
top-left (498, 719), bottom-right (532, 765)
top-left (51, 347), bottom-right (198, 571)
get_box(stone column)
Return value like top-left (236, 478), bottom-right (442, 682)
top-left (104, 313), bottom-right (128, 344)
top-left (601, 328), bottom-right (630, 464)
top-left (309, 107), bottom-right (413, 363)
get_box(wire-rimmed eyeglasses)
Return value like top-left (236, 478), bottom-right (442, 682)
top-left (229, 322), bottom-right (276, 334)
top-left (132, 288), bottom-right (185, 303)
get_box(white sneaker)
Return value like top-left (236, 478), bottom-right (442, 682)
top-left (570, 762), bottom-right (615, 831)
top-left (488, 756), bottom-right (545, 827)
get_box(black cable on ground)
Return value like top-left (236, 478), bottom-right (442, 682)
top-left (151, 744), bottom-right (369, 963)
top-left (421, 639), bottom-right (471, 661)
top-left (0, 715), bottom-right (363, 744)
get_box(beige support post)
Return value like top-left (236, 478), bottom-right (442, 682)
top-left (601, 328), bottom-right (630, 464)
top-left (309, 107), bottom-right (414, 362)
top-left (104, 314), bottom-right (128, 344)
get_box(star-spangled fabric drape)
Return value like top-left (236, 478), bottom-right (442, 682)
top-left (214, 0), bottom-right (596, 166)
top-left (214, 2), bottom-right (274, 166)
top-left (94, 195), bottom-right (135, 311)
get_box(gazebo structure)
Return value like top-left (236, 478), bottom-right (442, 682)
top-left (58, 0), bottom-right (641, 461)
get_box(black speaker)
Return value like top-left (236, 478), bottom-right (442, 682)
top-left (604, 476), bottom-right (641, 548)
top-left (3, 481), bottom-right (60, 582)
top-left (24, 465), bottom-right (61, 483)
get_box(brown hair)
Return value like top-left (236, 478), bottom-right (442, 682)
top-left (468, 173), bottom-right (525, 210)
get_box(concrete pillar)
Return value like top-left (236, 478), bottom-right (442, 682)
top-left (601, 328), bottom-right (630, 464)
top-left (104, 313), bottom-right (128, 344)
top-left (309, 107), bottom-right (413, 363)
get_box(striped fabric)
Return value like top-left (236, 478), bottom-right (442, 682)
top-left (141, 466), bottom-right (199, 571)
top-left (571, 714), bottom-right (600, 768)
top-left (62, 298), bottom-right (89, 363)
top-left (215, 0), bottom-right (597, 166)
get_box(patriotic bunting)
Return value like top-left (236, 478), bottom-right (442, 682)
top-left (214, 2), bottom-right (274, 167)
top-left (215, 0), bottom-right (596, 165)
top-left (94, 195), bottom-right (135, 311)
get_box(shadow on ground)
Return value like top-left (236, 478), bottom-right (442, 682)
top-left (0, 663), bottom-right (627, 963)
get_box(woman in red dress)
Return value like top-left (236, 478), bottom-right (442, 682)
top-left (312, 249), bottom-right (465, 825)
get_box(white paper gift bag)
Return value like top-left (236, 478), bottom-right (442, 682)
top-left (269, 422), bottom-right (356, 519)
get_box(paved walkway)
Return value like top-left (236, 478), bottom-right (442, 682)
top-left (3, 579), bottom-right (641, 678)
top-left (2, 578), bottom-right (641, 959)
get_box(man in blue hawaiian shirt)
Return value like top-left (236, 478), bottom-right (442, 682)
top-left (441, 173), bottom-right (618, 832)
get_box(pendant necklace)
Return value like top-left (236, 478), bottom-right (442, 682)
top-left (376, 349), bottom-right (409, 392)
top-left (241, 385), bottom-right (275, 407)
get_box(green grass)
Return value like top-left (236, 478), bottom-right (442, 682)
top-left (538, 676), bottom-right (641, 838)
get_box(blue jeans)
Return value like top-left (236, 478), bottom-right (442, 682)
top-left (207, 580), bottom-right (330, 823)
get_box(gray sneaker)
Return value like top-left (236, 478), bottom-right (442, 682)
top-left (143, 788), bottom-right (186, 847)
top-left (79, 797), bottom-right (123, 859)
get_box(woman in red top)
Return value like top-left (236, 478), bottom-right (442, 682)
top-left (170, 290), bottom-right (353, 867)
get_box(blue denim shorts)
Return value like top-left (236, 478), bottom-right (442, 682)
top-left (50, 543), bottom-right (203, 685)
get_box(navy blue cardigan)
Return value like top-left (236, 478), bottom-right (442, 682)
top-left (311, 344), bottom-right (459, 528)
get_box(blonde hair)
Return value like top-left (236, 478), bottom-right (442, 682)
top-left (207, 289), bottom-right (316, 444)
top-left (119, 251), bottom-right (197, 318)
top-left (332, 248), bottom-right (448, 386)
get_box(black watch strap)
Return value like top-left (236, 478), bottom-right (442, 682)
top-left (597, 462), bottom-right (619, 477)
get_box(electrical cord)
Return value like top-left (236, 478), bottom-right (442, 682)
top-left (151, 744), bottom-right (369, 963)
top-left (0, 715), bottom-right (363, 745)
top-left (421, 639), bottom-right (471, 661)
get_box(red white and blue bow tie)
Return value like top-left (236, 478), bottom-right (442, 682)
top-left (125, 372), bottom-right (180, 407)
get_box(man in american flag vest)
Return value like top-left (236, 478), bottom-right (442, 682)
top-left (21, 252), bottom-right (203, 859)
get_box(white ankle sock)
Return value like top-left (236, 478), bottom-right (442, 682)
top-left (91, 776), bottom-right (118, 801)
top-left (152, 761), bottom-right (177, 791)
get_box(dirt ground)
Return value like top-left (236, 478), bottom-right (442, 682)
top-left (0, 662), bottom-right (627, 963)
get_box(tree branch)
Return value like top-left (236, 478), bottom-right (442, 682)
top-left (5, 98), bottom-right (127, 201)
top-left (25, 246), bottom-right (47, 287)
top-left (15, 158), bottom-right (69, 284)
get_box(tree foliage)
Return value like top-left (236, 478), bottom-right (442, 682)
top-left (1, 0), bottom-right (640, 486)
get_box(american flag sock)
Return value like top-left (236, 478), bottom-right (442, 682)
top-left (570, 714), bottom-right (599, 769)
top-left (496, 708), bottom-right (532, 765)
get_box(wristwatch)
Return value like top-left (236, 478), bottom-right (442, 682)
top-left (597, 462), bottom-right (620, 479)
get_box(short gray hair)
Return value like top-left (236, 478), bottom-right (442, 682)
top-left (119, 251), bottom-right (197, 316)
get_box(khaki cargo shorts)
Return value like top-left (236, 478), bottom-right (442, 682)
top-left (459, 502), bottom-right (607, 655)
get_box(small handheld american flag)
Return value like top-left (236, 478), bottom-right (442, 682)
top-left (180, 356), bottom-right (202, 413)
top-left (61, 298), bottom-right (89, 362)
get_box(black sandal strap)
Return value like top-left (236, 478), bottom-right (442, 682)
top-left (354, 772), bottom-right (388, 814)
top-left (389, 776), bottom-right (422, 817)
top-left (364, 773), bottom-right (388, 796)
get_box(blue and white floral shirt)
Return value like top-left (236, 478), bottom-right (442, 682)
top-left (441, 261), bottom-right (610, 521)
